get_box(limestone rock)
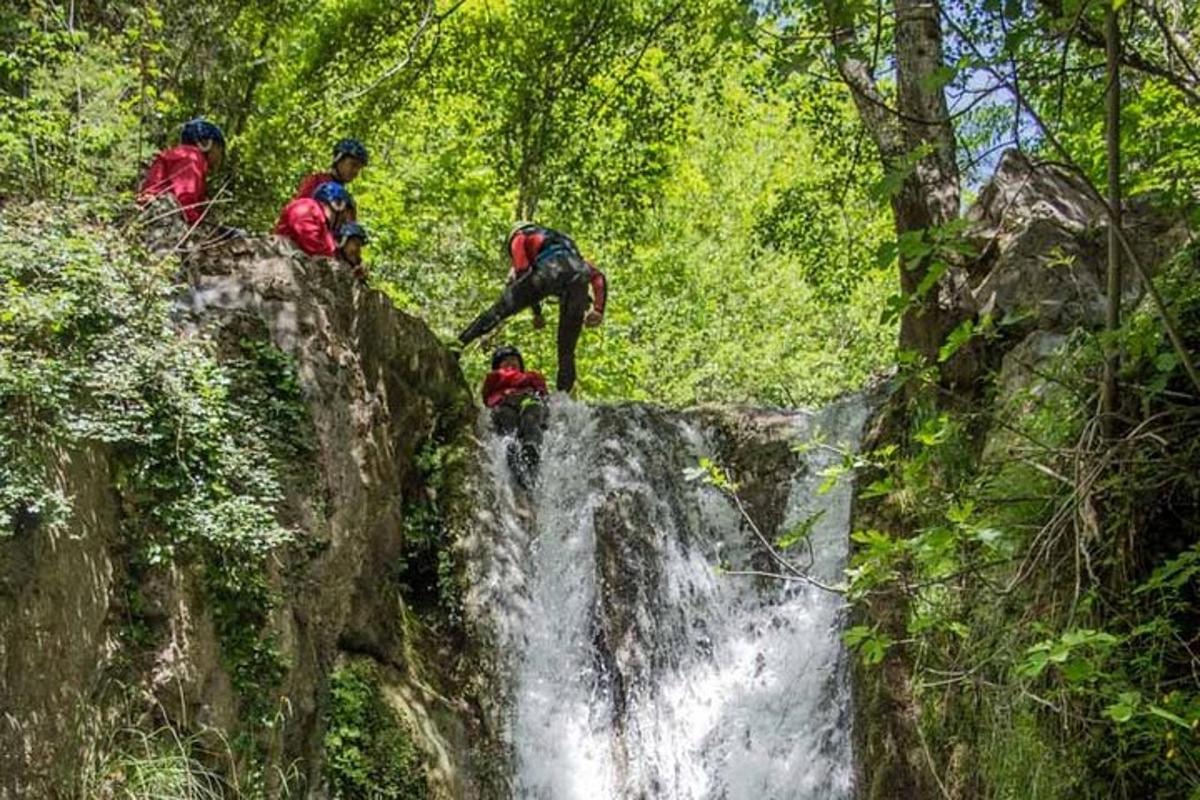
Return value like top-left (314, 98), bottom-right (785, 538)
top-left (1, 235), bottom-right (481, 798)
top-left (965, 150), bottom-right (1185, 333)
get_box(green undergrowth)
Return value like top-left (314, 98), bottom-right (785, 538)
top-left (844, 245), bottom-right (1200, 797)
top-left (398, 432), bottom-right (471, 631)
top-left (0, 200), bottom-right (315, 754)
top-left (324, 659), bottom-right (429, 800)
top-left (81, 723), bottom-right (303, 800)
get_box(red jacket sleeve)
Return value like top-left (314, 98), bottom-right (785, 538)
top-left (526, 371), bottom-right (548, 395)
top-left (588, 263), bottom-right (607, 315)
top-left (295, 172), bottom-right (330, 200)
top-left (139, 145), bottom-right (209, 224)
top-left (139, 156), bottom-right (167, 201)
top-left (482, 371), bottom-right (504, 406)
top-left (275, 199), bottom-right (336, 257)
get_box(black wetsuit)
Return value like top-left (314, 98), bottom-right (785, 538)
top-left (459, 228), bottom-right (603, 393)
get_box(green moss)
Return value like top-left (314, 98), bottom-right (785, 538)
top-left (398, 433), bottom-right (471, 627)
top-left (324, 660), bottom-right (429, 800)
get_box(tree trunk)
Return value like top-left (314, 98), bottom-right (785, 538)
top-left (821, 2), bottom-right (962, 796)
top-left (1101, 3), bottom-right (1122, 439)
top-left (825, 0), bottom-right (961, 361)
top-left (892, 0), bottom-right (962, 361)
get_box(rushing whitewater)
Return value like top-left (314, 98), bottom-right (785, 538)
top-left (463, 397), bottom-right (871, 800)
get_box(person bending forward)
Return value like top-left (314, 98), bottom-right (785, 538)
top-left (459, 223), bottom-right (606, 393)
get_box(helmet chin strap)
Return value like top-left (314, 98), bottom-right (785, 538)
top-left (197, 140), bottom-right (214, 153)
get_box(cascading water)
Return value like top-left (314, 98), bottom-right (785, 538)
top-left (463, 396), bottom-right (871, 800)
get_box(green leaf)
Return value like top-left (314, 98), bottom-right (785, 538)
top-left (775, 510), bottom-right (825, 550)
top-left (1105, 701), bottom-right (1136, 723)
top-left (859, 477), bottom-right (896, 500)
top-left (1148, 705), bottom-right (1191, 730)
top-left (938, 319), bottom-right (975, 363)
top-left (1018, 649), bottom-right (1050, 678)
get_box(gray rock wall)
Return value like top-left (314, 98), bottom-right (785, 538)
top-left (0, 238), bottom-right (481, 799)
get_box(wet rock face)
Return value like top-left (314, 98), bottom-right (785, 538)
top-left (178, 242), bottom-right (476, 793)
top-left (0, 446), bottom-right (118, 797)
top-left (0, 238), bottom-right (477, 798)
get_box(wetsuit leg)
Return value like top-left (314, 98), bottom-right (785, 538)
top-left (459, 269), bottom-right (553, 345)
top-left (490, 402), bottom-right (520, 437)
top-left (516, 399), bottom-right (546, 447)
top-left (526, 252), bottom-right (592, 393)
top-left (515, 399), bottom-right (546, 477)
top-left (555, 276), bottom-right (590, 393)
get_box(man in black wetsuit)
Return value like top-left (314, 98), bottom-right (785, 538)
top-left (458, 223), bottom-right (606, 393)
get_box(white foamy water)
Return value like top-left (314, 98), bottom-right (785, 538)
top-left (464, 396), bottom-right (870, 799)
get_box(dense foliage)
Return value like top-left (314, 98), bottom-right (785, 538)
top-left (0, 0), bottom-right (897, 406)
top-left (324, 660), bottom-right (428, 799)
top-left (842, 244), bottom-right (1200, 797)
top-left (3, 0), bottom-right (1200, 797)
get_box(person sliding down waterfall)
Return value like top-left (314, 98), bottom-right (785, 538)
top-left (458, 223), bottom-right (606, 393)
top-left (482, 345), bottom-right (548, 488)
top-left (294, 138), bottom-right (367, 221)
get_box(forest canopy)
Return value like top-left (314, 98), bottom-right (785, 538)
top-left (4, 1), bottom-right (1200, 798)
top-left (1, 0), bottom-right (899, 404)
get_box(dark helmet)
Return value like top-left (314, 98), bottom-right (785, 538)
top-left (491, 345), bottom-right (524, 371)
top-left (313, 181), bottom-right (351, 209)
top-left (338, 222), bottom-right (368, 246)
top-left (332, 138), bottom-right (369, 166)
top-left (180, 118), bottom-right (225, 148)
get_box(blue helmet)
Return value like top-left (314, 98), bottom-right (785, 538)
top-left (180, 118), bottom-right (225, 148)
top-left (338, 222), bottom-right (368, 246)
top-left (332, 138), bottom-right (368, 166)
top-left (313, 181), bottom-right (351, 208)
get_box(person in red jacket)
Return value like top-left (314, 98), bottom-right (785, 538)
top-left (459, 223), bottom-right (607, 394)
top-left (293, 138), bottom-right (368, 221)
top-left (138, 118), bottom-right (225, 225)
top-left (274, 181), bottom-right (351, 258)
top-left (483, 345), bottom-right (549, 486)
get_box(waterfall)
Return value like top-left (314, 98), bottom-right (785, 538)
top-left (463, 396), bottom-right (871, 800)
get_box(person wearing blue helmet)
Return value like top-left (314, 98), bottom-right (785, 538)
top-left (138, 117), bottom-right (226, 225)
top-left (295, 138), bottom-right (368, 220)
top-left (274, 181), bottom-right (351, 257)
top-left (337, 221), bottom-right (369, 281)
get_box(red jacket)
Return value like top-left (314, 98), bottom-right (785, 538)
top-left (138, 144), bottom-right (210, 224)
top-left (274, 197), bottom-right (336, 257)
top-left (295, 171), bottom-right (333, 200)
top-left (584, 262), bottom-right (607, 315)
top-left (482, 366), bottom-right (549, 408)
top-left (509, 228), bottom-right (607, 314)
top-left (294, 172), bottom-right (357, 221)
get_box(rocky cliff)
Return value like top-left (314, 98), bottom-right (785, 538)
top-left (0, 233), bottom-right (485, 798)
top-left (850, 150), bottom-right (1195, 798)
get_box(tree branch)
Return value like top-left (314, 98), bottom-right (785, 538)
top-left (344, 0), bottom-right (466, 102)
